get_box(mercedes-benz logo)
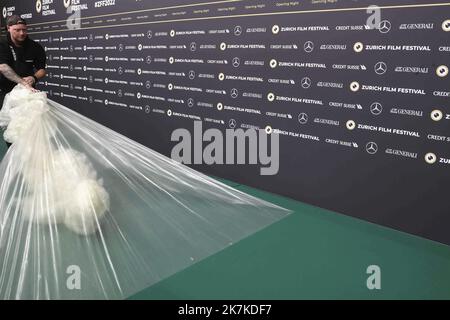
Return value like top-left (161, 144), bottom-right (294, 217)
top-left (230, 88), bottom-right (239, 99)
top-left (298, 113), bottom-right (308, 124)
top-left (145, 105), bottom-right (151, 113)
top-left (304, 41), bottom-right (314, 53)
top-left (229, 119), bottom-right (237, 129)
top-left (234, 25), bottom-right (243, 36)
top-left (63, 0), bottom-right (71, 8)
top-left (370, 102), bottom-right (383, 115)
top-left (187, 98), bottom-right (194, 107)
top-left (146, 56), bottom-right (152, 64)
top-left (366, 142), bottom-right (378, 155)
top-left (378, 20), bottom-right (391, 33)
top-left (147, 30), bottom-right (152, 39)
top-left (145, 81), bottom-right (151, 89)
top-left (374, 62), bottom-right (387, 75)
top-left (2, 7), bottom-right (7, 18)
top-left (190, 42), bottom-right (197, 51)
top-left (118, 67), bottom-right (123, 75)
top-left (301, 77), bottom-right (312, 89)
top-left (119, 44), bottom-right (124, 51)
top-left (188, 70), bottom-right (195, 80)
top-left (232, 57), bottom-right (240, 68)
top-left (117, 89), bottom-right (123, 97)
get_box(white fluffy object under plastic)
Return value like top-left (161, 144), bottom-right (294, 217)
top-left (0, 84), bottom-right (110, 235)
top-left (2, 86), bottom-right (49, 144)
top-left (0, 84), bottom-right (289, 300)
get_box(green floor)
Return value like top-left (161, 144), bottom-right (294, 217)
top-left (1, 142), bottom-right (450, 299)
top-left (130, 178), bottom-right (450, 300)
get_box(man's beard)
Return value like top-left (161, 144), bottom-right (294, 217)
top-left (13, 36), bottom-right (27, 44)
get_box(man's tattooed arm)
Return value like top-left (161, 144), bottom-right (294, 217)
top-left (0, 63), bottom-right (27, 85)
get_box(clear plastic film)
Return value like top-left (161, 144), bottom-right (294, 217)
top-left (0, 85), bottom-right (290, 299)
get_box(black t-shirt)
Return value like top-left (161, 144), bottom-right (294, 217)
top-left (0, 32), bottom-right (46, 93)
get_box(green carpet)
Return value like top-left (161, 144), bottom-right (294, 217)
top-left (1, 142), bottom-right (449, 299)
top-left (130, 180), bottom-right (450, 300)
top-left (0, 141), bottom-right (7, 159)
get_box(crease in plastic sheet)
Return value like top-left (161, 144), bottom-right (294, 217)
top-left (0, 85), bottom-right (290, 299)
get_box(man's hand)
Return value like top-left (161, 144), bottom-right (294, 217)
top-left (22, 76), bottom-right (36, 86)
top-left (20, 80), bottom-right (38, 92)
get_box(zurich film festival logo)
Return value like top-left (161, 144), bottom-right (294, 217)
top-left (36, 0), bottom-right (42, 13)
top-left (171, 121), bottom-right (280, 176)
top-left (36, 0), bottom-right (80, 28)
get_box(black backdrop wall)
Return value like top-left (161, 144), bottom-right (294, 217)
top-left (1, 0), bottom-right (450, 244)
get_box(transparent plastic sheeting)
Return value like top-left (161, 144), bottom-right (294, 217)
top-left (0, 85), bottom-right (290, 299)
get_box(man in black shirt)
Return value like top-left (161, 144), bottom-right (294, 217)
top-left (0, 15), bottom-right (46, 107)
top-left (0, 15), bottom-right (46, 148)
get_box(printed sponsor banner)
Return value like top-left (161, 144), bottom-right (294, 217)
top-left (2, 0), bottom-right (450, 244)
